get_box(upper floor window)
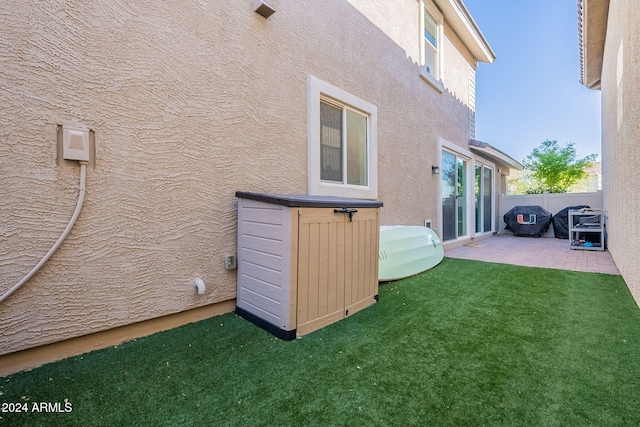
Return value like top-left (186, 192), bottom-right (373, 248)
top-left (424, 8), bottom-right (438, 78)
top-left (421, 1), bottom-right (443, 82)
top-left (308, 75), bottom-right (378, 199)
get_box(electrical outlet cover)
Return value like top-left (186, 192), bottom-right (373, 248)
top-left (62, 126), bottom-right (90, 161)
top-left (224, 254), bottom-right (237, 270)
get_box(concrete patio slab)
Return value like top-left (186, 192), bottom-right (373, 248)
top-left (445, 234), bottom-right (620, 275)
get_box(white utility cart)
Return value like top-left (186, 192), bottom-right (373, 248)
top-left (569, 209), bottom-right (606, 251)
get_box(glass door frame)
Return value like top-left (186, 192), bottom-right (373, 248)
top-left (438, 140), bottom-right (473, 242)
top-left (474, 161), bottom-right (496, 235)
top-left (437, 138), bottom-right (496, 243)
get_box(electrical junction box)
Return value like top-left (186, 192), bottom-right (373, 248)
top-left (62, 126), bottom-right (90, 162)
top-left (224, 254), bottom-right (237, 270)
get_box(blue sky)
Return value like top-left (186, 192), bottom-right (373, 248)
top-left (464, 0), bottom-right (602, 164)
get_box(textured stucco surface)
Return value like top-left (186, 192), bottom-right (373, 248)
top-left (599, 0), bottom-right (640, 305)
top-left (1, 0), bottom-right (481, 355)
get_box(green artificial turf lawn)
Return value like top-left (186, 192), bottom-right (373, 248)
top-left (3, 258), bottom-right (640, 426)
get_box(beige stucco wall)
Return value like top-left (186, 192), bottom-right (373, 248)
top-left (599, 0), bottom-right (640, 305)
top-left (0, 0), bottom-right (479, 355)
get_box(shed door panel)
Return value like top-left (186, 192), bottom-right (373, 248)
top-left (344, 208), bottom-right (379, 316)
top-left (297, 209), bottom-right (345, 335)
top-left (296, 207), bottom-right (379, 336)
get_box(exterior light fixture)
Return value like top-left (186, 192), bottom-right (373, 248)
top-left (254, 0), bottom-right (276, 18)
top-left (432, 165), bottom-right (440, 175)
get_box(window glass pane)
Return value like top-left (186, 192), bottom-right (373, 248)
top-left (346, 110), bottom-right (368, 186)
top-left (423, 6), bottom-right (438, 79)
top-left (320, 101), bottom-right (342, 182)
top-left (441, 151), bottom-right (457, 241)
top-left (475, 165), bottom-right (481, 233)
top-left (483, 167), bottom-right (492, 232)
top-left (424, 8), bottom-right (437, 48)
top-left (457, 158), bottom-right (467, 237)
top-left (424, 43), bottom-right (437, 78)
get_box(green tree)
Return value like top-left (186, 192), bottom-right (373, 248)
top-left (522, 140), bottom-right (597, 193)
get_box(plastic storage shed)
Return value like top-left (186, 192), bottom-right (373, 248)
top-left (235, 192), bottom-right (383, 340)
top-left (503, 205), bottom-right (552, 237)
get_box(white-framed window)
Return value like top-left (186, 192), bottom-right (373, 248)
top-left (419, 0), bottom-right (443, 90)
top-left (308, 75), bottom-right (378, 199)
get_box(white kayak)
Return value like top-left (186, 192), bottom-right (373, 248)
top-left (378, 226), bottom-right (444, 281)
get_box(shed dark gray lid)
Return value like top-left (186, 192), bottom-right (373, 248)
top-left (236, 191), bottom-right (383, 208)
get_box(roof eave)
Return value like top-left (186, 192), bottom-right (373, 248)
top-left (435, 0), bottom-right (496, 64)
top-left (469, 140), bottom-right (524, 171)
top-left (579, 0), bottom-right (610, 89)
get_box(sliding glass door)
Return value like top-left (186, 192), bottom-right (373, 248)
top-left (475, 165), bottom-right (493, 234)
top-left (441, 150), bottom-right (468, 241)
